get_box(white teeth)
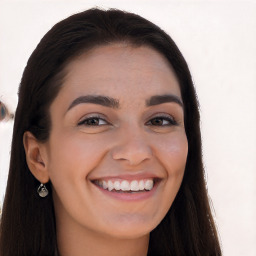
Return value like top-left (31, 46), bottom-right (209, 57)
top-left (96, 179), bottom-right (155, 192)
top-left (102, 180), bottom-right (108, 189)
top-left (107, 180), bottom-right (114, 191)
top-left (145, 180), bottom-right (153, 190)
top-left (113, 181), bottom-right (121, 190)
top-left (139, 180), bottom-right (145, 190)
top-left (130, 180), bottom-right (140, 191)
top-left (120, 180), bottom-right (130, 191)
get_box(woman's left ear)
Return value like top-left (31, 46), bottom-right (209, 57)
top-left (23, 131), bottom-right (50, 184)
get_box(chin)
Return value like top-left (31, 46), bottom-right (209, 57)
top-left (100, 217), bottom-right (159, 240)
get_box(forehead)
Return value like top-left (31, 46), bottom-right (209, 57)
top-left (54, 43), bottom-right (181, 106)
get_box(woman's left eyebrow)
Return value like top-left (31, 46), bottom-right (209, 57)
top-left (146, 94), bottom-right (183, 108)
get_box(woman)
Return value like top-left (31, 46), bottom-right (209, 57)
top-left (0, 8), bottom-right (222, 256)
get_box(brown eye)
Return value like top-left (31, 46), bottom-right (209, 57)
top-left (147, 116), bottom-right (177, 126)
top-left (151, 118), bottom-right (164, 126)
top-left (78, 117), bottom-right (108, 126)
top-left (86, 118), bottom-right (100, 125)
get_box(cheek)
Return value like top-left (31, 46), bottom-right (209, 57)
top-left (149, 132), bottom-right (187, 219)
top-left (46, 133), bottom-right (111, 218)
top-left (155, 132), bottom-right (188, 176)
top-left (47, 132), bottom-right (109, 182)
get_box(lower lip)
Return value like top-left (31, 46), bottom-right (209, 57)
top-left (92, 182), bottom-right (159, 202)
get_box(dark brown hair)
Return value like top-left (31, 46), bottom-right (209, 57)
top-left (0, 8), bottom-right (221, 256)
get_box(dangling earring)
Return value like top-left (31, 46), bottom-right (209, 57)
top-left (37, 183), bottom-right (49, 197)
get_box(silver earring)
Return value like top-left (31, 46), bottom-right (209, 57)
top-left (37, 183), bottom-right (49, 197)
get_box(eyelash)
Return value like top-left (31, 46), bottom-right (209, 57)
top-left (78, 114), bottom-right (177, 127)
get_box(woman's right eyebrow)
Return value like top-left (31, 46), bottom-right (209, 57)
top-left (67, 95), bottom-right (120, 112)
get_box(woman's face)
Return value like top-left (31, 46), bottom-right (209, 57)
top-left (43, 44), bottom-right (188, 239)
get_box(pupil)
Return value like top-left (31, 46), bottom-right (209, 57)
top-left (152, 118), bottom-right (162, 125)
top-left (88, 118), bottom-right (99, 125)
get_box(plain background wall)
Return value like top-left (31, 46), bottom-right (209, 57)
top-left (0, 0), bottom-right (255, 255)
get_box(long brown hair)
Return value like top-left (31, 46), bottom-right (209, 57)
top-left (0, 8), bottom-right (221, 256)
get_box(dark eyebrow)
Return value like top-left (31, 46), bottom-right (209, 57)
top-left (146, 94), bottom-right (183, 108)
top-left (67, 95), bottom-right (120, 111)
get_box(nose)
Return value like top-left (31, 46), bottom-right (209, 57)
top-left (111, 128), bottom-right (153, 166)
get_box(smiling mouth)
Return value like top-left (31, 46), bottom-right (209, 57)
top-left (92, 178), bottom-right (159, 193)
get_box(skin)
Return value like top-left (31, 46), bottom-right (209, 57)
top-left (24, 44), bottom-right (188, 256)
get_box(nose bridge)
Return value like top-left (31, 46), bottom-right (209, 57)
top-left (111, 124), bottom-right (153, 166)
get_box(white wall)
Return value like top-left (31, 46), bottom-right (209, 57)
top-left (0, 0), bottom-right (255, 255)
